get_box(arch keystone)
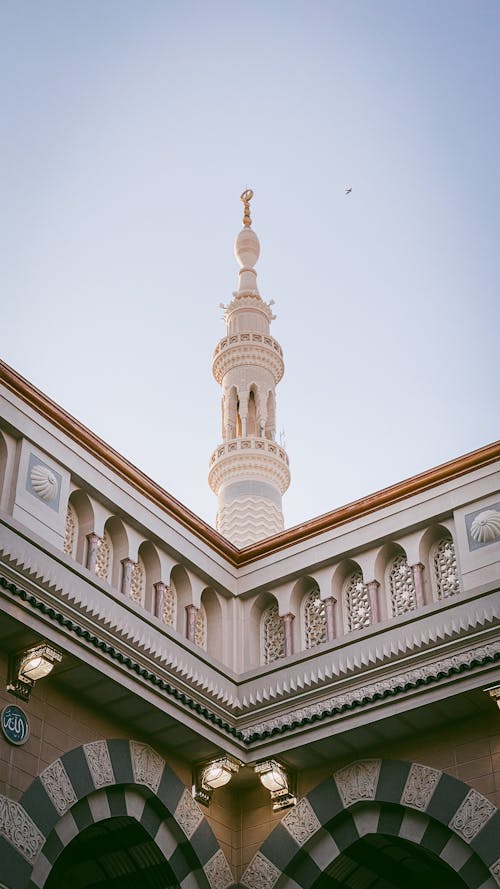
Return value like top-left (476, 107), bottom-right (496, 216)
top-left (401, 762), bottom-right (441, 810)
top-left (334, 758), bottom-right (381, 807)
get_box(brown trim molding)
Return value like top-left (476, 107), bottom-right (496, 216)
top-left (2, 359), bottom-right (499, 567)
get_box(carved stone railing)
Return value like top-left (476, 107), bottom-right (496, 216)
top-left (208, 438), bottom-right (291, 495)
top-left (212, 333), bottom-right (284, 383)
top-left (213, 333), bottom-right (283, 358)
top-left (209, 438), bottom-right (289, 467)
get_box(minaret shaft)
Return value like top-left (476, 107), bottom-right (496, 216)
top-left (209, 192), bottom-right (290, 548)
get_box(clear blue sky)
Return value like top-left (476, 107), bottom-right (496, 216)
top-left (2, 1), bottom-right (499, 530)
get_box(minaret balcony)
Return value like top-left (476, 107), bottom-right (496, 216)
top-left (208, 437), bottom-right (291, 495)
top-left (212, 333), bottom-right (284, 384)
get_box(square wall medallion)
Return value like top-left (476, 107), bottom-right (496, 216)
top-left (25, 453), bottom-right (62, 512)
top-left (465, 502), bottom-right (500, 551)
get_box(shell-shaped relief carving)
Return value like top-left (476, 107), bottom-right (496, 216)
top-left (470, 509), bottom-right (500, 544)
top-left (30, 463), bottom-right (58, 501)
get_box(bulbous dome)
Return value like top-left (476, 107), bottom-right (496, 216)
top-left (234, 226), bottom-right (260, 268)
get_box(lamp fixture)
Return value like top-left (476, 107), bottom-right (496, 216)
top-left (255, 760), bottom-right (297, 811)
top-left (192, 756), bottom-right (240, 806)
top-left (485, 684), bottom-right (500, 709)
top-left (7, 643), bottom-right (62, 702)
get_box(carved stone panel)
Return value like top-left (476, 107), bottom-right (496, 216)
top-left (205, 848), bottom-right (234, 889)
top-left (490, 858), bottom-right (500, 886)
top-left (282, 797), bottom-right (321, 846)
top-left (40, 759), bottom-right (77, 816)
top-left (334, 760), bottom-right (381, 808)
top-left (130, 741), bottom-right (164, 793)
top-left (241, 851), bottom-right (281, 889)
top-left (0, 794), bottom-right (44, 862)
top-left (401, 763), bottom-right (441, 810)
top-left (449, 788), bottom-right (496, 841)
top-left (174, 789), bottom-right (203, 839)
top-left (84, 740), bottom-right (114, 789)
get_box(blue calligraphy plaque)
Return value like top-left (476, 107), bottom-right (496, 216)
top-left (1, 704), bottom-right (30, 745)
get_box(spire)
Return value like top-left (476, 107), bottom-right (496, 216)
top-left (208, 191), bottom-right (290, 548)
top-left (240, 187), bottom-right (253, 227)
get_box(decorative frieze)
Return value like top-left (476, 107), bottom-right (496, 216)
top-left (130, 741), bottom-right (164, 793)
top-left (205, 849), bottom-right (234, 889)
top-left (401, 763), bottom-right (440, 810)
top-left (40, 759), bottom-right (77, 816)
top-left (240, 641), bottom-right (500, 739)
top-left (282, 797), bottom-right (320, 846)
top-left (449, 788), bottom-right (496, 841)
top-left (174, 789), bottom-right (203, 839)
top-left (0, 794), bottom-right (44, 862)
top-left (84, 740), bottom-right (114, 789)
top-left (241, 851), bottom-right (281, 889)
top-left (334, 760), bottom-right (381, 807)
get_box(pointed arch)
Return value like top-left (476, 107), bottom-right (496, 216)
top-left (0, 739), bottom-right (233, 889)
top-left (242, 759), bottom-right (499, 889)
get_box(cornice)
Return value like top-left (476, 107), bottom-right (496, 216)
top-left (1, 572), bottom-right (499, 752)
top-left (1, 519), bottom-right (499, 751)
top-left (1, 359), bottom-right (500, 568)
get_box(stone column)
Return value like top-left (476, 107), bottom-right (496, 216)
top-left (367, 580), bottom-right (380, 623)
top-left (283, 613), bottom-right (294, 657)
top-left (411, 563), bottom-right (425, 608)
top-left (86, 533), bottom-right (100, 573)
top-left (186, 604), bottom-right (197, 642)
top-left (121, 558), bottom-right (134, 596)
top-left (324, 597), bottom-right (336, 641)
top-left (154, 582), bottom-right (165, 619)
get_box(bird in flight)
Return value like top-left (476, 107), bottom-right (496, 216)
top-left (345, 186), bottom-right (352, 195)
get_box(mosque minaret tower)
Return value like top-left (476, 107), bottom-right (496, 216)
top-left (208, 190), bottom-right (290, 547)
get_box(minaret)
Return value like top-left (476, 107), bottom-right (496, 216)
top-left (208, 190), bottom-right (290, 547)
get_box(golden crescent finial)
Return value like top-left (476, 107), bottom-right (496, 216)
top-left (240, 188), bottom-right (253, 227)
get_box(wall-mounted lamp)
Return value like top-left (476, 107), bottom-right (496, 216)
top-left (192, 756), bottom-right (240, 806)
top-left (7, 643), bottom-right (62, 702)
top-left (485, 684), bottom-right (500, 709)
top-left (255, 760), bottom-right (296, 811)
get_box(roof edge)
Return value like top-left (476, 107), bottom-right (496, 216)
top-left (1, 359), bottom-right (499, 567)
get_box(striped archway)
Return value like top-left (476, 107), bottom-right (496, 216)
top-left (0, 738), bottom-right (235, 889)
top-left (241, 759), bottom-right (500, 889)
